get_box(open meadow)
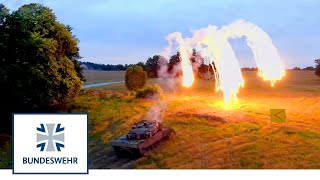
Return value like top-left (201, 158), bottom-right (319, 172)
top-left (83, 70), bottom-right (125, 85)
top-left (71, 70), bottom-right (320, 169)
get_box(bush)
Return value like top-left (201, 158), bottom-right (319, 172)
top-left (125, 65), bottom-right (147, 91)
top-left (316, 67), bottom-right (320, 78)
top-left (315, 59), bottom-right (320, 78)
top-left (135, 85), bottom-right (163, 99)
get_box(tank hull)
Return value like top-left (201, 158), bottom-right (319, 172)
top-left (111, 127), bottom-right (175, 157)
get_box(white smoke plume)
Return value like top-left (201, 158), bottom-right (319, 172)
top-left (144, 101), bottom-right (167, 122)
top-left (158, 19), bottom-right (285, 105)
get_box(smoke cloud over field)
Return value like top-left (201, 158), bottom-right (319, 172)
top-left (158, 20), bottom-right (285, 106)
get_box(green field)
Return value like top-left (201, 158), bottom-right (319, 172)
top-left (71, 70), bottom-right (320, 169)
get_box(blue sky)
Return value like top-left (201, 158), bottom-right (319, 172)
top-left (3, 0), bottom-right (320, 68)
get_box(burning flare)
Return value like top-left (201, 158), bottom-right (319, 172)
top-left (165, 32), bottom-right (195, 87)
top-left (162, 20), bottom-right (285, 107)
top-left (221, 20), bottom-right (286, 87)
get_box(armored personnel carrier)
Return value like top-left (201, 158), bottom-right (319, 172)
top-left (111, 120), bottom-right (175, 157)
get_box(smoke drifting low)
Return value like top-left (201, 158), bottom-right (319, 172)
top-left (144, 101), bottom-right (167, 122)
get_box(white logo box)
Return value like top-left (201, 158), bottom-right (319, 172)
top-left (13, 113), bottom-right (88, 174)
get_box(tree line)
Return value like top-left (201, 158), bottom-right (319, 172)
top-left (81, 50), bottom-right (214, 79)
top-left (292, 66), bottom-right (316, 70)
top-left (81, 53), bottom-right (320, 79)
top-left (79, 61), bottom-right (133, 71)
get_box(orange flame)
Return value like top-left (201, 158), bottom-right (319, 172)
top-left (175, 33), bottom-right (195, 87)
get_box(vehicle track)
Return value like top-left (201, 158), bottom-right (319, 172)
top-left (89, 141), bottom-right (137, 169)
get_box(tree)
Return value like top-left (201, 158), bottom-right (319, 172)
top-left (168, 50), bottom-right (204, 78)
top-left (168, 52), bottom-right (181, 76)
top-left (0, 4), bottom-right (9, 25)
top-left (190, 49), bottom-right (204, 65)
top-left (125, 65), bottom-right (147, 91)
top-left (198, 64), bottom-right (209, 74)
top-left (190, 49), bottom-right (206, 78)
top-left (145, 55), bottom-right (161, 78)
top-left (303, 66), bottom-right (315, 70)
top-left (0, 3), bottom-right (84, 134)
top-left (315, 58), bottom-right (320, 77)
top-left (136, 62), bottom-right (145, 70)
top-left (0, 4), bottom-right (9, 71)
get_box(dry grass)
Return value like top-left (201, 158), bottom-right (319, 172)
top-left (83, 70), bottom-right (125, 85)
top-left (77, 70), bottom-right (320, 169)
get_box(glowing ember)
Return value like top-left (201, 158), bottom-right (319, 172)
top-left (162, 20), bottom-right (285, 107)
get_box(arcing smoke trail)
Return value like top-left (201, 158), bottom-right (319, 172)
top-left (221, 20), bottom-right (285, 86)
top-left (161, 20), bottom-right (285, 107)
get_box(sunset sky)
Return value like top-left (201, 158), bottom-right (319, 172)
top-left (3, 0), bottom-right (320, 68)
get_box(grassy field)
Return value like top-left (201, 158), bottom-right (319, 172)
top-left (83, 70), bottom-right (125, 85)
top-left (2, 70), bottom-right (317, 169)
top-left (70, 70), bottom-right (320, 169)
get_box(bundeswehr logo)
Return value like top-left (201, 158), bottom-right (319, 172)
top-left (36, 123), bottom-right (65, 152)
top-left (13, 113), bottom-right (88, 174)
